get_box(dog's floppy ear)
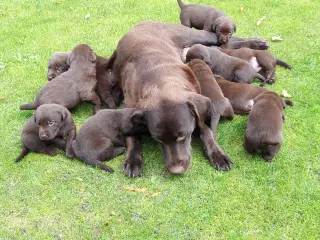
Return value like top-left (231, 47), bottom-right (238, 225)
top-left (130, 110), bottom-right (146, 126)
top-left (59, 108), bottom-right (69, 122)
top-left (88, 47), bottom-right (97, 63)
top-left (107, 70), bottom-right (116, 86)
top-left (180, 65), bottom-right (201, 94)
top-left (187, 93), bottom-right (212, 129)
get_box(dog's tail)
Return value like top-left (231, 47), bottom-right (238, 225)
top-left (20, 101), bottom-right (37, 110)
top-left (261, 136), bottom-right (279, 146)
top-left (276, 59), bottom-right (292, 69)
top-left (15, 147), bottom-right (30, 163)
top-left (177, 0), bottom-right (185, 9)
top-left (283, 98), bottom-right (294, 106)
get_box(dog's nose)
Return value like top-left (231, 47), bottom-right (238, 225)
top-left (39, 132), bottom-right (48, 139)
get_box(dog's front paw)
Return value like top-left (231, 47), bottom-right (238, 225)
top-left (206, 150), bottom-right (233, 171)
top-left (66, 149), bottom-right (75, 158)
top-left (122, 157), bottom-right (142, 178)
top-left (47, 147), bottom-right (60, 156)
top-left (252, 39), bottom-right (269, 50)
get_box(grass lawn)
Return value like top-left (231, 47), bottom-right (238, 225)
top-left (0, 0), bottom-right (319, 239)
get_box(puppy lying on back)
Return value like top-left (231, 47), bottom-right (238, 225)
top-left (219, 47), bottom-right (292, 86)
top-left (47, 52), bottom-right (69, 81)
top-left (15, 104), bottom-right (76, 163)
top-left (177, 0), bottom-right (236, 44)
top-left (20, 44), bottom-right (101, 114)
top-left (243, 91), bottom-right (292, 161)
top-left (186, 44), bottom-right (265, 85)
top-left (187, 59), bottom-right (234, 136)
top-left (72, 108), bottom-right (146, 173)
top-left (47, 52), bottom-right (121, 109)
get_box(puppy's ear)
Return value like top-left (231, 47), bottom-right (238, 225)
top-left (179, 65), bottom-right (201, 94)
top-left (130, 110), bottom-right (145, 126)
top-left (59, 109), bottom-right (69, 122)
top-left (89, 52), bottom-right (97, 63)
top-left (107, 70), bottom-right (116, 86)
top-left (187, 93), bottom-right (212, 129)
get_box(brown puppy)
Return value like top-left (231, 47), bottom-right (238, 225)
top-left (109, 21), bottom-right (234, 177)
top-left (46, 52), bottom-right (121, 109)
top-left (15, 104), bottom-right (76, 163)
top-left (20, 44), bottom-right (101, 114)
top-left (186, 44), bottom-right (266, 85)
top-left (47, 52), bottom-right (69, 81)
top-left (219, 47), bottom-right (292, 85)
top-left (216, 76), bottom-right (268, 114)
top-left (243, 91), bottom-right (292, 161)
top-left (177, 0), bottom-right (236, 44)
top-left (72, 108), bottom-right (146, 173)
top-left (187, 59), bottom-right (234, 136)
top-left (219, 36), bottom-right (269, 50)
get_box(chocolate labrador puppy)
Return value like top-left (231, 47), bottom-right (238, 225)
top-left (243, 91), bottom-right (292, 161)
top-left (47, 52), bottom-right (69, 81)
top-left (186, 44), bottom-right (266, 85)
top-left (219, 36), bottom-right (269, 50)
top-left (72, 108), bottom-right (146, 173)
top-left (177, 0), bottom-right (236, 44)
top-left (109, 21), bottom-right (238, 177)
top-left (188, 59), bottom-right (234, 136)
top-left (46, 52), bottom-right (121, 108)
top-left (20, 44), bottom-right (101, 114)
top-left (216, 76), bottom-right (269, 114)
top-left (219, 47), bottom-right (292, 85)
top-left (15, 104), bottom-right (76, 163)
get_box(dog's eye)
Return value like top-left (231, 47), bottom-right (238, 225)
top-left (48, 121), bottom-right (55, 127)
top-left (177, 135), bottom-right (186, 142)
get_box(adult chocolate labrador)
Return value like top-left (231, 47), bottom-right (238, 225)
top-left (108, 21), bottom-right (267, 177)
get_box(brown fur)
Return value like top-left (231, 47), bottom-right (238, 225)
top-left (186, 44), bottom-right (266, 84)
top-left (177, 0), bottom-right (236, 44)
top-left (20, 44), bottom-right (101, 114)
top-left (243, 91), bottom-right (290, 161)
top-left (220, 47), bottom-right (292, 86)
top-left (187, 59), bottom-right (234, 136)
top-left (110, 21), bottom-right (232, 177)
top-left (15, 104), bottom-right (76, 163)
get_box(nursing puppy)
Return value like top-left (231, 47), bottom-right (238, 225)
top-left (72, 108), bottom-right (146, 173)
top-left (46, 52), bottom-right (121, 108)
top-left (15, 104), bottom-right (76, 163)
top-left (219, 47), bottom-right (292, 85)
top-left (186, 44), bottom-right (266, 85)
top-left (216, 76), bottom-right (269, 114)
top-left (177, 0), bottom-right (236, 44)
top-left (20, 44), bottom-right (101, 114)
top-left (188, 59), bottom-right (234, 136)
top-left (243, 92), bottom-right (292, 161)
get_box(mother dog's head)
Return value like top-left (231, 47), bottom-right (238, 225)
top-left (131, 93), bottom-right (212, 174)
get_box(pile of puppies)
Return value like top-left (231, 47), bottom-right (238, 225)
top-left (15, 1), bottom-right (293, 176)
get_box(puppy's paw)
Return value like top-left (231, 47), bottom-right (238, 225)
top-left (66, 150), bottom-right (75, 158)
top-left (206, 151), bottom-right (233, 171)
top-left (251, 39), bottom-right (269, 50)
top-left (122, 158), bottom-right (142, 178)
top-left (47, 147), bottom-right (60, 156)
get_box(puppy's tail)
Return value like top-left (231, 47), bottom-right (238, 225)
top-left (15, 147), bottom-right (30, 163)
top-left (20, 101), bottom-right (37, 110)
top-left (261, 137), bottom-right (279, 146)
top-left (276, 59), bottom-right (292, 69)
top-left (177, 0), bottom-right (185, 9)
top-left (283, 98), bottom-right (294, 107)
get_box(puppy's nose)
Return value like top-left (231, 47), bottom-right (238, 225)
top-left (40, 132), bottom-right (48, 139)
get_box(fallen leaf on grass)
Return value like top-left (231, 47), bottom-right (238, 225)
top-left (271, 36), bottom-right (283, 41)
top-left (0, 97), bottom-right (5, 100)
top-left (280, 90), bottom-right (292, 98)
top-left (75, 177), bottom-right (83, 182)
top-left (240, 6), bottom-right (244, 12)
top-left (257, 16), bottom-right (266, 25)
top-left (56, 1), bottom-right (63, 4)
top-left (84, 13), bottom-right (90, 20)
top-left (123, 186), bottom-right (160, 197)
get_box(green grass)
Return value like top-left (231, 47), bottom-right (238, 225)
top-left (0, 0), bottom-right (319, 239)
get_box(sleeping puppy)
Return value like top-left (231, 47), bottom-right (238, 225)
top-left (72, 108), bottom-right (146, 173)
top-left (187, 59), bottom-right (234, 136)
top-left (15, 104), bottom-right (76, 163)
top-left (219, 47), bottom-right (292, 86)
top-left (46, 52), bottom-right (121, 109)
top-left (186, 44), bottom-right (266, 85)
top-left (243, 91), bottom-right (292, 161)
top-left (20, 44), bottom-right (101, 114)
top-left (177, 0), bottom-right (236, 44)
top-left (47, 52), bottom-right (69, 81)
